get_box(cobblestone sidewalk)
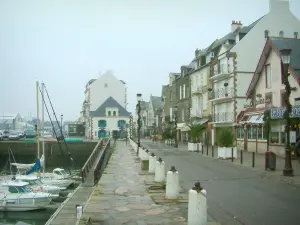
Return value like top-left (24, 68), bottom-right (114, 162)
top-left (79, 141), bottom-right (197, 225)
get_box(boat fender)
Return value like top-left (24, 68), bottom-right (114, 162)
top-left (40, 186), bottom-right (43, 191)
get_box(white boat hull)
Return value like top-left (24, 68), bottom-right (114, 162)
top-left (41, 179), bottom-right (74, 188)
top-left (0, 195), bottom-right (52, 212)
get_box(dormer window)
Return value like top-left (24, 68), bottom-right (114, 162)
top-left (108, 111), bottom-right (111, 116)
top-left (113, 111), bottom-right (116, 116)
top-left (265, 30), bottom-right (269, 39)
top-left (279, 31), bottom-right (284, 37)
top-left (294, 32), bottom-right (298, 39)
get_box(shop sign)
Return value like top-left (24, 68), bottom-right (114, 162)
top-left (270, 107), bottom-right (300, 119)
top-left (244, 97), bottom-right (272, 109)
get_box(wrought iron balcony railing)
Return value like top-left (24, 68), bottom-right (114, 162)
top-left (213, 112), bottom-right (234, 123)
top-left (208, 87), bottom-right (234, 100)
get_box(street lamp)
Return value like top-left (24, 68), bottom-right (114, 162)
top-left (173, 105), bottom-right (178, 148)
top-left (129, 114), bottom-right (133, 139)
top-left (60, 114), bottom-right (63, 137)
top-left (280, 48), bottom-right (293, 177)
top-left (137, 93), bottom-right (142, 156)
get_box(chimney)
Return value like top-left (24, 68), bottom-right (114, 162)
top-left (231, 20), bottom-right (242, 32)
top-left (269, 0), bottom-right (290, 13)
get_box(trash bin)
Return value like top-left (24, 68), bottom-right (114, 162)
top-left (265, 151), bottom-right (276, 171)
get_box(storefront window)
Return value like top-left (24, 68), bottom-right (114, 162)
top-left (237, 127), bottom-right (244, 139)
top-left (258, 127), bottom-right (263, 140)
top-left (281, 132), bottom-right (286, 145)
top-left (270, 132), bottom-right (279, 144)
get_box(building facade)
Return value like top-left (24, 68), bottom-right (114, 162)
top-left (89, 97), bottom-right (130, 139)
top-left (81, 71), bottom-right (128, 139)
top-left (237, 37), bottom-right (300, 155)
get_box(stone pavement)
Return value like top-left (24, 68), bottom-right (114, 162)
top-left (79, 141), bottom-right (220, 225)
top-left (149, 139), bottom-right (300, 187)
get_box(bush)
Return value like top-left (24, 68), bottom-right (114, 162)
top-left (188, 124), bottom-right (205, 143)
top-left (217, 127), bottom-right (234, 147)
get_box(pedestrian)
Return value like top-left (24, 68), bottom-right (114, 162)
top-left (295, 135), bottom-right (300, 157)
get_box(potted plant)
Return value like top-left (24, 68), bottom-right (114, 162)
top-left (217, 127), bottom-right (237, 159)
top-left (188, 123), bottom-right (205, 152)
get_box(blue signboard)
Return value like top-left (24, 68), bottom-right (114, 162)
top-left (270, 107), bottom-right (300, 120)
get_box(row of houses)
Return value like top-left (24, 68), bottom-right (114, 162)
top-left (150, 0), bottom-right (300, 155)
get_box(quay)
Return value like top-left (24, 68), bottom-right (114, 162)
top-left (46, 138), bottom-right (114, 225)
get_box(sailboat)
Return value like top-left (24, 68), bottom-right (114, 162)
top-left (10, 155), bottom-right (44, 171)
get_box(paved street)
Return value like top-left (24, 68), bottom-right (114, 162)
top-left (142, 139), bottom-right (300, 225)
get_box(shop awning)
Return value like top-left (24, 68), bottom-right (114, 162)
top-left (239, 114), bottom-right (264, 125)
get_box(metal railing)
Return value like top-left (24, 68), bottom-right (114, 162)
top-left (81, 139), bottom-right (103, 183)
top-left (209, 87), bottom-right (234, 100)
top-left (213, 112), bottom-right (234, 123)
top-left (211, 64), bottom-right (232, 77)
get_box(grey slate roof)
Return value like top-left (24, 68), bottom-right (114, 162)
top-left (89, 96), bottom-right (130, 117)
top-left (150, 96), bottom-right (162, 110)
top-left (270, 37), bottom-right (300, 75)
top-left (86, 79), bottom-right (96, 87)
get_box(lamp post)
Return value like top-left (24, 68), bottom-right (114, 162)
top-left (136, 93), bottom-right (142, 156)
top-left (173, 105), bottom-right (178, 148)
top-left (129, 114), bottom-right (133, 139)
top-left (281, 48), bottom-right (293, 177)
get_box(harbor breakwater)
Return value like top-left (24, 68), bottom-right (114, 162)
top-left (0, 141), bottom-right (97, 169)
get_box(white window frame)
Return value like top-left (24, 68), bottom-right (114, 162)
top-left (180, 86), bottom-right (182, 100)
top-left (266, 64), bottom-right (272, 89)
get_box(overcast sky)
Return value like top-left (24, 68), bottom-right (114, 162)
top-left (0, 0), bottom-right (299, 121)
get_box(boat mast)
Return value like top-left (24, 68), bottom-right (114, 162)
top-left (42, 82), bottom-right (45, 174)
top-left (36, 81), bottom-right (40, 159)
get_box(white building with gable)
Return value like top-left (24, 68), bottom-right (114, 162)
top-left (81, 71), bottom-right (129, 139)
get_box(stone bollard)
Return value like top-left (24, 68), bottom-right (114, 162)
top-left (165, 166), bottom-right (179, 199)
top-left (139, 146), bottom-right (145, 159)
top-left (141, 149), bottom-right (150, 170)
top-left (154, 158), bottom-right (165, 182)
top-left (188, 182), bottom-right (207, 225)
top-left (148, 153), bottom-right (156, 174)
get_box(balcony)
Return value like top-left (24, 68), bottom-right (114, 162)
top-left (208, 87), bottom-right (234, 103)
top-left (210, 64), bottom-right (233, 80)
top-left (190, 108), bottom-right (202, 118)
top-left (213, 112), bottom-right (234, 123)
top-left (191, 85), bottom-right (203, 95)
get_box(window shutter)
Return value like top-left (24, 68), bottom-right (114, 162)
top-left (203, 93), bottom-right (208, 110)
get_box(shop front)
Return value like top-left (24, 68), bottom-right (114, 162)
top-left (236, 106), bottom-right (300, 156)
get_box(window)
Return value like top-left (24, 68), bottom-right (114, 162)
top-left (170, 108), bottom-right (173, 121)
top-left (265, 64), bottom-right (271, 88)
top-left (104, 83), bottom-right (108, 88)
top-left (295, 98), bottom-right (300, 106)
top-left (265, 30), bottom-right (269, 39)
top-left (281, 92), bottom-right (286, 107)
top-left (181, 109), bottom-right (185, 122)
top-left (180, 86), bottom-right (182, 99)
top-left (108, 111), bottom-right (111, 116)
top-left (279, 31), bottom-right (284, 37)
top-left (183, 84), bottom-right (186, 98)
top-left (237, 127), bottom-right (244, 139)
top-left (294, 32), bottom-right (298, 39)
top-left (170, 91), bottom-right (172, 102)
top-left (113, 111), bottom-right (116, 116)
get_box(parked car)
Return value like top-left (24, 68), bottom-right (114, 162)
top-left (24, 129), bottom-right (37, 138)
top-left (9, 131), bottom-right (20, 140)
top-left (17, 131), bottom-right (25, 138)
top-left (2, 130), bottom-right (9, 139)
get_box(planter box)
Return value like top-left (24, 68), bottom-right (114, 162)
top-left (188, 142), bottom-right (202, 152)
top-left (217, 147), bottom-right (237, 159)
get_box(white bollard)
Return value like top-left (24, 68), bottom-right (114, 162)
top-left (76, 204), bottom-right (83, 219)
top-left (148, 153), bottom-right (157, 174)
top-left (139, 147), bottom-right (145, 159)
top-left (166, 166), bottom-right (179, 199)
top-left (141, 149), bottom-right (150, 161)
top-left (188, 182), bottom-right (207, 225)
top-left (154, 158), bottom-right (165, 182)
